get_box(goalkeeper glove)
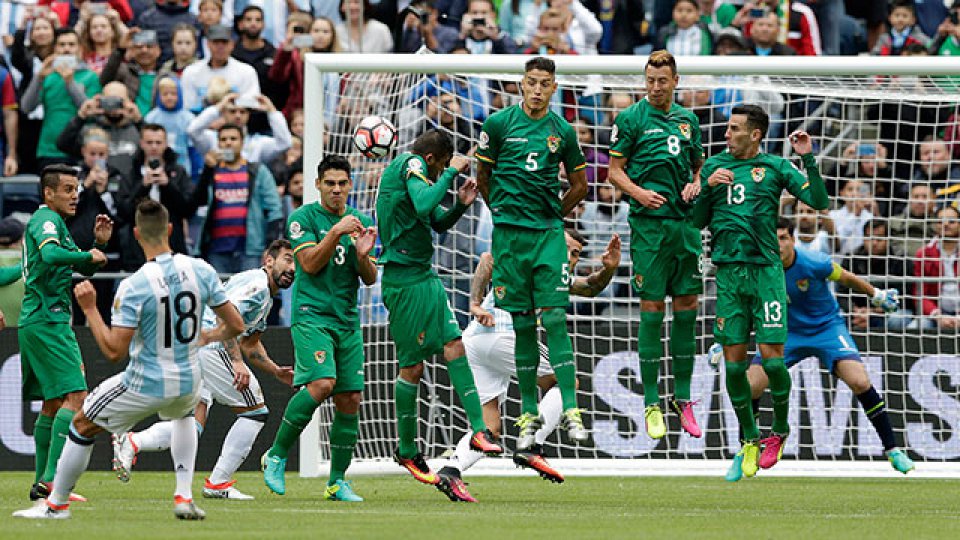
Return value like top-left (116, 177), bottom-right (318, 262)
top-left (871, 288), bottom-right (900, 313)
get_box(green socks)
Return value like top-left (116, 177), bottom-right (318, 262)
top-left (638, 311), bottom-right (665, 407)
top-left (761, 357), bottom-right (792, 435)
top-left (394, 377), bottom-right (420, 458)
top-left (671, 309), bottom-right (697, 402)
top-left (447, 356), bottom-right (487, 433)
top-left (34, 414), bottom-right (54, 484)
top-left (512, 312), bottom-right (540, 416)
top-left (42, 408), bottom-right (75, 483)
top-left (328, 411), bottom-right (359, 486)
top-left (269, 388), bottom-right (321, 460)
top-left (725, 361), bottom-right (759, 441)
top-left (541, 308), bottom-right (578, 410)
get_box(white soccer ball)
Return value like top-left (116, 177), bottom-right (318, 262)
top-left (353, 115), bottom-right (398, 159)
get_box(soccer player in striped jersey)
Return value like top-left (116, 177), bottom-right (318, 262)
top-left (435, 230), bottom-right (620, 502)
top-left (13, 200), bottom-right (244, 521)
top-left (111, 240), bottom-right (296, 500)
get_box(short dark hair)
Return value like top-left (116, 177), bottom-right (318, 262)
top-left (525, 56), bottom-right (555, 75)
top-left (565, 227), bottom-right (588, 247)
top-left (411, 129), bottom-right (454, 159)
top-left (40, 164), bottom-right (77, 200)
top-left (865, 218), bottom-right (888, 235)
top-left (645, 49), bottom-right (677, 76)
top-left (240, 5), bottom-right (264, 18)
top-left (54, 27), bottom-right (77, 41)
top-left (889, 0), bottom-right (915, 14)
top-left (777, 216), bottom-right (794, 235)
top-left (938, 205), bottom-right (959, 219)
top-left (135, 199), bottom-right (169, 242)
top-left (141, 123), bottom-right (167, 135)
top-left (218, 122), bottom-right (244, 138)
top-left (317, 154), bottom-right (351, 181)
top-left (264, 239), bottom-right (292, 261)
top-left (901, 42), bottom-right (928, 55)
top-left (731, 104), bottom-right (769, 139)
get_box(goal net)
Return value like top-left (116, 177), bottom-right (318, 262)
top-left (299, 53), bottom-right (960, 477)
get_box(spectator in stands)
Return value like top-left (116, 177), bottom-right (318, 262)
top-left (828, 142), bottom-right (895, 215)
top-left (572, 116), bottom-right (607, 195)
top-left (0, 217), bottom-right (25, 326)
top-left (421, 91), bottom-right (474, 154)
top-left (698, 0), bottom-right (737, 32)
top-left (79, 12), bottom-right (124, 74)
top-left (230, 0), bottom-right (309, 47)
top-left (0, 65), bottom-right (18, 177)
top-left (282, 159), bottom-right (304, 219)
top-left (676, 84), bottom-right (727, 157)
top-left (24, 28), bottom-right (103, 170)
top-left (928, 0), bottom-right (960, 57)
top-left (746, 9), bottom-right (795, 55)
top-left (843, 218), bottom-right (913, 330)
top-left (180, 24), bottom-right (260, 111)
top-left (913, 205), bottom-right (960, 331)
top-left (580, 183), bottom-right (629, 266)
top-left (100, 28), bottom-right (162, 116)
top-left (524, 8), bottom-right (576, 54)
top-left (158, 23), bottom-right (198, 78)
top-left (144, 75), bottom-right (197, 176)
top-left (337, 0), bottom-right (393, 53)
top-left (915, 0), bottom-right (950, 38)
top-left (732, 0), bottom-right (822, 55)
top-left (712, 26), bottom-right (748, 55)
top-left (190, 123), bottom-right (283, 273)
top-left (913, 136), bottom-right (960, 192)
top-left (890, 183), bottom-right (938, 257)
top-left (269, 134), bottom-right (302, 192)
top-left (655, 0), bottom-right (713, 55)
top-left (594, 90), bottom-right (634, 147)
top-left (831, 179), bottom-right (877, 258)
top-left (136, 0), bottom-right (200, 64)
top-left (270, 15), bottom-right (340, 123)
top-left (10, 11), bottom-right (58, 174)
top-left (795, 201), bottom-right (835, 257)
top-left (58, 81), bottom-right (142, 177)
top-left (457, 0), bottom-right (518, 55)
top-left (499, 0), bottom-right (538, 47)
top-left (195, 0), bottom-right (222, 59)
top-left (873, 0), bottom-right (930, 56)
top-left (397, 0), bottom-right (459, 53)
top-left (583, 0), bottom-right (647, 54)
top-left (525, 0), bottom-right (603, 55)
top-left (233, 5), bottom-right (286, 110)
top-left (289, 108), bottom-right (304, 138)
top-left (70, 1), bottom-right (135, 27)
top-left (188, 91), bottom-right (291, 164)
top-left (117, 122), bottom-right (193, 269)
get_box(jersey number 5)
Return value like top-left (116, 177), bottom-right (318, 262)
top-left (525, 152), bottom-right (539, 171)
top-left (161, 291), bottom-right (199, 347)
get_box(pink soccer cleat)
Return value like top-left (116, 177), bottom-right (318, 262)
top-left (671, 400), bottom-right (702, 438)
top-left (759, 433), bottom-right (788, 469)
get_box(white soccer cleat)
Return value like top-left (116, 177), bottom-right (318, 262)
top-left (203, 479), bottom-right (254, 500)
top-left (112, 432), bottom-right (139, 483)
top-left (174, 498), bottom-right (206, 520)
top-left (515, 413), bottom-right (544, 450)
top-left (13, 501), bottom-right (70, 519)
top-left (562, 408), bottom-right (589, 443)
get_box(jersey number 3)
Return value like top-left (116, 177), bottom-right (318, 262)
top-left (161, 291), bottom-right (199, 347)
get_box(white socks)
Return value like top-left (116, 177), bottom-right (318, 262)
top-left (133, 421), bottom-right (173, 452)
top-left (48, 437), bottom-right (93, 507)
top-left (448, 431), bottom-right (484, 473)
top-left (208, 417), bottom-right (264, 485)
top-left (170, 417), bottom-right (197, 501)
top-left (535, 386), bottom-right (563, 445)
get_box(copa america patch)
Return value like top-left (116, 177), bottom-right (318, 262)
top-left (478, 131), bottom-right (490, 150)
top-left (289, 221), bottom-right (305, 240)
top-left (407, 158), bottom-right (424, 174)
top-left (610, 125), bottom-right (619, 144)
top-left (42, 221), bottom-right (57, 235)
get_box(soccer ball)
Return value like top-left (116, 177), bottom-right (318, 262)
top-left (353, 116), bottom-right (398, 159)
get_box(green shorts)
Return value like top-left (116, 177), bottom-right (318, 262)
top-left (630, 216), bottom-right (703, 300)
top-left (19, 323), bottom-right (86, 401)
top-left (714, 263), bottom-right (788, 345)
top-left (491, 225), bottom-right (569, 312)
top-left (292, 323), bottom-right (365, 393)
top-left (382, 276), bottom-right (461, 367)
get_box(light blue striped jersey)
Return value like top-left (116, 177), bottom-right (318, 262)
top-left (463, 291), bottom-right (514, 337)
top-left (201, 268), bottom-right (273, 343)
top-left (112, 253), bottom-right (229, 398)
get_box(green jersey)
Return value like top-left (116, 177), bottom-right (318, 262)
top-left (376, 152), bottom-right (468, 286)
top-left (609, 98), bottom-right (703, 219)
top-left (287, 202), bottom-right (373, 329)
top-left (476, 104), bottom-right (586, 230)
top-left (693, 152), bottom-right (828, 265)
top-left (20, 206), bottom-right (99, 326)
top-left (38, 70), bottom-right (101, 159)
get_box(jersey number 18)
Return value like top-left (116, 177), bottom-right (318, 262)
top-left (161, 291), bottom-right (198, 347)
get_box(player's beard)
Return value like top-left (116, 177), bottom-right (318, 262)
top-left (275, 269), bottom-right (295, 289)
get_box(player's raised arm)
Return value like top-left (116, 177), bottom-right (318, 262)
top-left (830, 266), bottom-right (901, 313)
top-left (430, 174), bottom-right (476, 233)
top-left (784, 130), bottom-right (829, 211)
top-left (75, 280), bottom-right (134, 362)
top-left (355, 226), bottom-right (379, 285)
top-left (407, 153), bottom-right (469, 219)
top-left (570, 234), bottom-right (621, 297)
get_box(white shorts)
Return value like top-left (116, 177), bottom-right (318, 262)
top-left (463, 331), bottom-right (552, 405)
top-left (84, 373), bottom-right (200, 434)
top-left (198, 346), bottom-right (265, 409)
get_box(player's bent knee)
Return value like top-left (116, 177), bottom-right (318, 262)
top-left (444, 338), bottom-right (466, 360)
top-left (540, 307), bottom-right (567, 330)
top-left (400, 363), bottom-right (425, 383)
top-left (512, 312), bottom-right (537, 334)
top-left (62, 390), bottom-right (88, 410)
top-left (306, 378), bottom-right (336, 401)
top-left (333, 391), bottom-right (362, 414)
top-left (726, 360), bottom-right (749, 378)
top-left (71, 412), bottom-right (102, 439)
top-left (673, 294), bottom-right (699, 311)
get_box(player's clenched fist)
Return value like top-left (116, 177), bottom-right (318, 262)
top-left (331, 215), bottom-right (363, 236)
top-left (707, 168), bottom-right (734, 187)
top-left (74, 280), bottom-right (97, 311)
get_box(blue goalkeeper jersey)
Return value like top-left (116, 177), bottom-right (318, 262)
top-left (784, 247), bottom-right (846, 334)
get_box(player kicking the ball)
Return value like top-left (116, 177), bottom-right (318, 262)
top-left (435, 229), bottom-right (620, 502)
top-left (720, 219), bottom-right (914, 481)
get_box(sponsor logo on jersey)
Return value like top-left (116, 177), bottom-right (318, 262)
top-left (678, 123), bottom-right (691, 139)
top-left (42, 221), bottom-right (57, 235)
top-left (505, 137), bottom-right (528, 143)
top-left (416, 331), bottom-right (426, 346)
top-left (315, 350), bottom-right (326, 364)
top-left (478, 131), bottom-right (490, 150)
top-left (751, 167), bottom-right (766, 183)
top-left (547, 135), bottom-right (561, 154)
top-left (644, 129), bottom-right (663, 134)
top-left (797, 278), bottom-right (809, 292)
top-left (717, 318), bottom-right (725, 331)
top-left (610, 125), bottom-right (619, 144)
top-left (494, 286), bottom-right (506, 299)
top-left (289, 221), bottom-right (305, 240)
top-left (634, 274), bottom-right (643, 289)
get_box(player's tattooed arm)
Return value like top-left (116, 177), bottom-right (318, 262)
top-left (470, 252), bottom-right (495, 326)
top-left (570, 234), bottom-right (621, 297)
top-left (240, 333), bottom-right (294, 385)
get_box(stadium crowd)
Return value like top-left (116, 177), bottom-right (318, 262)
top-left (0, 0), bottom-right (958, 330)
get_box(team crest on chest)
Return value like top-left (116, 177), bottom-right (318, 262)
top-left (751, 167), bottom-right (766, 183)
top-left (315, 351), bottom-right (327, 364)
top-left (546, 135), bottom-right (561, 154)
top-left (796, 279), bottom-right (809, 292)
top-left (678, 123), bottom-right (691, 140)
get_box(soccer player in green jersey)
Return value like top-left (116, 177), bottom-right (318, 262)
top-left (377, 129), bottom-right (503, 488)
top-left (607, 50), bottom-right (705, 441)
top-left (20, 164), bottom-right (112, 502)
top-left (261, 155), bottom-right (378, 502)
top-left (475, 57), bottom-right (590, 449)
top-left (692, 105), bottom-right (829, 477)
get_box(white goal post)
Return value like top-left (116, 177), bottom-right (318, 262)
top-left (298, 53), bottom-right (960, 478)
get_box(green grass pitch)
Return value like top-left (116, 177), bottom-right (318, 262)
top-left (2, 471), bottom-right (958, 539)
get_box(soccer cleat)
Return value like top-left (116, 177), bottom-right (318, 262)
top-left (30, 482), bottom-right (86, 502)
top-left (436, 467), bottom-right (477, 503)
top-left (515, 412), bottom-right (543, 450)
top-left (725, 452), bottom-right (744, 482)
top-left (670, 399), bottom-right (703, 438)
top-left (203, 479), bottom-right (254, 500)
top-left (886, 449), bottom-right (915, 474)
top-left (173, 496), bottom-right (206, 520)
top-left (759, 433), bottom-right (788, 469)
top-left (562, 408), bottom-right (589, 442)
top-left (324, 480), bottom-right (364, 502)
top-left (12, 500), bottom-right (70, 519)
top-left (261, 451), bottom-right (287, 495)
top-left (740, 440), bottom-right (760, 478)
top-left (513, 444), bottom-right (564, 484)
top-left (469, 429), bottom-right (504, 456)
top-left (393, 449), bottom-right (439, 485)
top-left (644, 405), bottom-right (666, 439)
top-left (112, 432), bottom-right (139, 483)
